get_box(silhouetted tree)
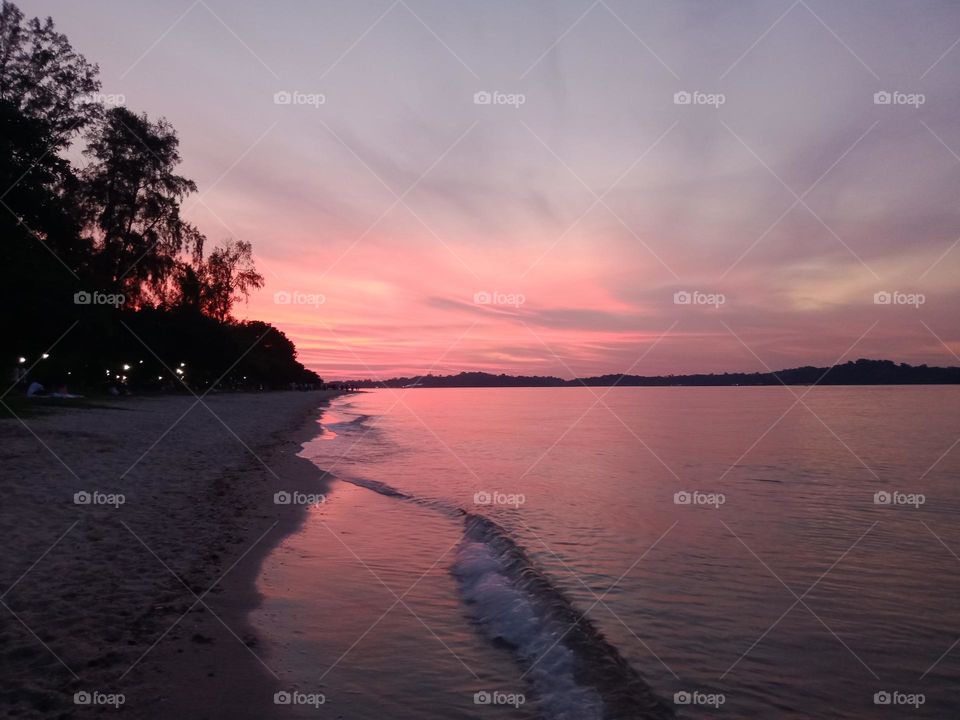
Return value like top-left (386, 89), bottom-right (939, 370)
top-left (0, 0), bottom-right (101, 146)
top-left (0, 1), bottom-right (319, 390)
top-left (80, 106), bottom-right (203, 305)
top-left (198, 239), bottom-right (264, 322)
top-left (0, 2), bottom-right (98, 359)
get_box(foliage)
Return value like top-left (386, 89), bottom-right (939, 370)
top-left (0, 0), bottom-right (101, 146)
top-left (0, 1), bottom-right (318, 391)
top-left (79, 107), bottom-right (202, 306)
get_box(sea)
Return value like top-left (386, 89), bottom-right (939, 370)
top-left (253, 386), bottom-right (960, 719)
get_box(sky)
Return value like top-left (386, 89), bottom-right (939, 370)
top-left (23, 0), bottom-right (960, 379)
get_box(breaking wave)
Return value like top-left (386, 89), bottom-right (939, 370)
top-left (337, 476), bottom-right (674, 719)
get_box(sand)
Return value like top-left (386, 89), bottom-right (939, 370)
top-left (0, 391), bottom-right (340, 718)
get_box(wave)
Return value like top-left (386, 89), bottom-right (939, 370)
top-left (337, 476), bottom-right (674, 720)
top-left (325, 413), bottom-right (372, 429)
top-left (317, 412), bottom-right (375, 442)
top-left (456, 514), bottom-right (675, 720)
top-left (340, 476), bottom-right (414, 501)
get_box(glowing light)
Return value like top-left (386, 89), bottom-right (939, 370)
top-left (41, 353), bottom-right (50, 359)
top-left (175, 368), bottom-right (184, 375)
top-left (18, 357), bottom-right (26, 363)
top-left (123, 364), bottom-right (131, 371)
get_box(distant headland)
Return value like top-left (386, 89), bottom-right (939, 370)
top-left (341, 359), bottom-right (960, 388)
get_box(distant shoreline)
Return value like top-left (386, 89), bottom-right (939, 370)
top-left (338, 359), bottom-right (960, 388)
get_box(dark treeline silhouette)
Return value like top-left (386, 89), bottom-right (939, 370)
top-left (345, 359), bottom-right (960, 389)
top-left (0, 2), bottom-right (319, 393)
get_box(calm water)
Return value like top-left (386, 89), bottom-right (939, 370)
top-left (255, 387), bottom-right (960, 718)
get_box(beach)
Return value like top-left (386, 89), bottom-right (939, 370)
top-left (0, 391), bottom-right (339, 719)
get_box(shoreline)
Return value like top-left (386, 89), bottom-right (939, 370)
top-left (140, 391), bottom-right (342, 719)
top-left (0, 390), bottom-right (344, 719)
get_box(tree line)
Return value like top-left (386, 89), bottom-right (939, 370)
top-left (349, 360), bottom-right (960, 388)
top-left (0, 1), bottom-right (320, 393)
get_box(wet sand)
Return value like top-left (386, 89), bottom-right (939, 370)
top-left (0, 391), bottom-right (339, 718)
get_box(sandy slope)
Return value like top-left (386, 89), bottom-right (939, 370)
top-left (0, 391), bottom-right (339, 719)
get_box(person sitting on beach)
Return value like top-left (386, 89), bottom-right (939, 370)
top-left (49, 383), bottom-right (82, 399)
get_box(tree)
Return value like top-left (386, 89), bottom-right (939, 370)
top-left (0, 1), bottom-right (319, 392)
top-left (0, 0), bottom-right (100, 259)
top-left (0, 0), bottom-right (101, 147)
top-left (0, 1), bottom-right (99, 360)
top-left (198, 239), bottom-right (264, 322)
top-left (170, 239), bottom-right (264, 322)
top-left (80, 106), bottom-right (203, 305)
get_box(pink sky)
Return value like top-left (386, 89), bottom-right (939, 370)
top-left (29, 0), bottom-right (960, 379)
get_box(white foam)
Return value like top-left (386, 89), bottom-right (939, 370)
top-left (453, 541), bottom-right (605, 720)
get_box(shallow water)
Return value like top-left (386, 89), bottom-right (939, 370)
top-left (255, 386), bottom-right (960, 718)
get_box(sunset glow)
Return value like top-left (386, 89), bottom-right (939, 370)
top-left (38, 0), bottom-right (960, 379)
